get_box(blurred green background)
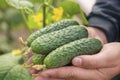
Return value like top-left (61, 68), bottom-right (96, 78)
top-left (0, 0), bottom-right (23, 54)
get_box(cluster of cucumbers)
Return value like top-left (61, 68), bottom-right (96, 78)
top-left (26, 19), bottom-right (102, 69)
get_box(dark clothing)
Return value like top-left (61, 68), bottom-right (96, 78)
top-left (112, 74), bottom-right (120, 80)
top-left (88, 0), bottom-right (120, 42)
top-left (88, 0), bottom-right (120, 79)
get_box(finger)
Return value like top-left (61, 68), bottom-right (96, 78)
top-left (72, 54), bottom-right (103, 69)
top-left (35, 76), bottom-right (64, 80)
top-left (39, 66), bottom-right (103, 80)
top-left (26, 57), bottom-right (33, 65)
top-left (29, 68), bottom-right (39, 75)
top-left (87, 27), bottom-right (107, 44)
top-left (72, 45), bottom-right (119, 69)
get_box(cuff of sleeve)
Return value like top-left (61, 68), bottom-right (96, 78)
top-left (88, 16), bottom-right (117, 42)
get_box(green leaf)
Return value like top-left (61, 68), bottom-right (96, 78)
top-left (6, 0), bottom-right (19, 8)
top-left (6, 0), bottom-right (33, 9)
top-left (0, 0), bottom-right (8, 8)
top-left (18, 0), bottom-right (33, 9)
top-left (31, 0), bottom-right (43, 3)
top-left (60, 1), bottom-right (81, 16)
top-left (79, 8), bottom-right (88, 25)
top-left (0, 53), bottom-right (33, 80)
top-left (60, 1), bottom-right (88, 25)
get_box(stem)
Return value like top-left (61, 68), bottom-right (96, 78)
top-left (20, 10), bottom-right (32, 33)
top-left (32, 64), bottom-right (46, 70)
top-left (79, 8), bottom-right (88, 25)
top-left (32, 74), bottom-right (39, 77)
top-left (23, 48), bottom-right (32, 58)
top-left (19, 37), bottom-right (27, 46)
top-left (43, 0), bottom-right (47, 27)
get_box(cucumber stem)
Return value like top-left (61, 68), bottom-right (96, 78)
top-left (23, 64), bottom-right (33, 68)
top-left (23, 48), bottom-right (32, 58)
top-left (32, 74), bottom-right (39, 77)
top-left (19, 37), bottom-right (27, 46)
top-left (32, 64), bottom-right (46, 70)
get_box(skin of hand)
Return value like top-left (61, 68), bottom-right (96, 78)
top-left (35, 42), bottom-right (120, 80)
top-left (28, 27), bottom-right (120, 80)
top-left (86, 27), bottom-right (107, 44)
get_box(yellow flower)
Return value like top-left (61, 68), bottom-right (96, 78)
top-left (11, 49), bottom-right (22, 56)
top-left (52, 7), bottom-right (64, 21)
top-left (32, 12), bottom-right (49, 28)
top-left (32, 12), bottom-right (43, 27)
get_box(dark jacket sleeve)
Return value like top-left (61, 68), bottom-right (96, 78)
top-left (88, 0), bottom-right (120, 42)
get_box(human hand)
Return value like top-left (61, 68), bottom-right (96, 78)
top-left (28, 27), bottom-right (110, 80)
top-left (27, 27), bottom-right (107, 71)
top-left (86, 27), bottom-right (107, 44)
top-left (34, 42), bottom-right (120, 80)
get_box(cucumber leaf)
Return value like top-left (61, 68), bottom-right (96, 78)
top-left (60, 1), bottom-right (81, 16)
top-left (0, 53), bottom-right (33, 80)
top-left (0, 0), bottom-right (8, 8)
top-left (60, 1), bottom-right (88, 25)
top-left (6, 0), bottom-right (33, 9)
top-left (6, 0), bottom-right (33, 14)
top-left (5, 0), bottom-right (19, 8)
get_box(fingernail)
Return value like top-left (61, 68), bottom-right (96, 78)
top-left (73, 57), bottom-right (82, 66)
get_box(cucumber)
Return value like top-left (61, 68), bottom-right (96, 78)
top-left (44, 38), bottom-right (102, 69)
top-left (31, 25), bottom-right (88, 54)
top-left (27, 19), bottom-right (79, 47)
top-left (32, 54), bottom-right (46, 65)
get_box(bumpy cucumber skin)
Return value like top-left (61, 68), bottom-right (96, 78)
top-left (32, 54), bottom-right (46, 65)
top-left (31, 25), bottom-right (88, 54)
top-left (44, 38), bottom-right (102, 69)
top-left (27, 19), bottom-right (79, 47)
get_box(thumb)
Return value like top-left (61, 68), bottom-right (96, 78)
top-left (72, 52), bottom-right (110, 69)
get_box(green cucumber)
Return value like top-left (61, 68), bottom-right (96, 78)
top-left (44, 38), bottom-right (102, 69)
top-left (32, 54), bottom-right (46, 65)
top-left (31, 25), bottom-right (88, 54)
top-left (27, 19), bottom-right (79, 47)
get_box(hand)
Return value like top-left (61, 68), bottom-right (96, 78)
top-left (26, 57), bottom-right (41, 75)
top-left (34, 42), bottom-right (120, 80)
top-left (86, 27), bottom-right (107, 44)
top-left (28, 27), bottom-right (107, 75)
